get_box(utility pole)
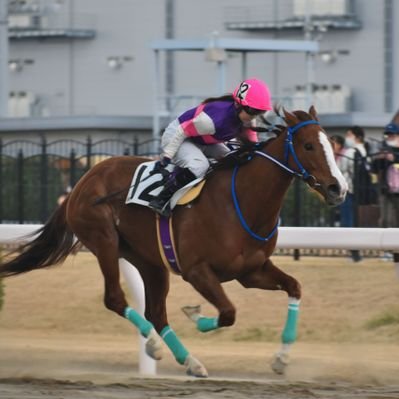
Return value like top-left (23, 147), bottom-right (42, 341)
top-left (0, 0), bottom-right (9, 118)
top-left (303, 0), bottom-right (315, 108)
top-left (165, 0), bottom-right (174, 113)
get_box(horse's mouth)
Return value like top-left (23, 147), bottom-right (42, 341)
top-left (313, 184), bottom-right (346, 207)
top-left (307, 181), bottom-right (346, 207)
top-left (325, 187), bottom-right (347, 206)
top-left (326, 195), bottom-right (345, 207)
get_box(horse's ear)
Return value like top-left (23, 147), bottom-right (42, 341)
top-left (309, 105), bottom-right (319, 121)
top-left (283, 107), bottom-right (298, 126)
top-left (391, 109), bottom-right (399, 124)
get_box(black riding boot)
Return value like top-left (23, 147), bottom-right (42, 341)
top-left (149, 168), bottom-right (196, 217)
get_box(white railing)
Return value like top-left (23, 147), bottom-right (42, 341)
top-left (3, 225), bottom-right (399, 250)
top-left (277, 227), bottom-right (399, 250)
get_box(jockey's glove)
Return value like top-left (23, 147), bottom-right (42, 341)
top-left (151, 156), bottom-right (171, 176)
top-left (160, 155), bottom-right (171, 167)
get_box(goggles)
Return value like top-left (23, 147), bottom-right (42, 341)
top-left (242, 106), bottom-right (264, 116)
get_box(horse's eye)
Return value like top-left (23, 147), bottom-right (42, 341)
top-left (304, 143), bottom-right (314, 151)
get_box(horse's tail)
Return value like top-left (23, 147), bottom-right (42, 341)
top-left (0, 198), bottom-right (78, 278)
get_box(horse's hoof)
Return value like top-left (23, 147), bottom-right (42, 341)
top-left (184, 355), bottom-right (208, 378)
top-left (145, 329), bottom-right (163, 360)
top-left (181, 305), bottom-right (202, 323)
top-left (271, 352), bottom-right (290, 375)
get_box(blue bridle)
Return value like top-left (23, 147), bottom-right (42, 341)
top-left (231, 119), bottom-right (320, 242)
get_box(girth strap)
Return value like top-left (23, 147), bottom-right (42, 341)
top-left (155, 214), bottom-right (181, 274)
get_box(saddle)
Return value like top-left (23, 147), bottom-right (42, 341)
top-left (125, 161), bottom-right (205, 210)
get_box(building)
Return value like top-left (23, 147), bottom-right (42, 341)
top-left (0, 0), bottom-right (398, 142)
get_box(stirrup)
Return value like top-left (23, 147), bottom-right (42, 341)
top-left (149, 199), bottom-right (171, 217)
top-left (158, 204), bottom-right (171, 217)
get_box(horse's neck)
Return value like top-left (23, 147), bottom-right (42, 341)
top-left (238, 137), bottom-right (294, 223)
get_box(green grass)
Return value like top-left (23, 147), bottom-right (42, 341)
top-left (365, 310), bottom-right (399, 330)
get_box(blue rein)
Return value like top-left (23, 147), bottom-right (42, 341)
top-left (231, 119), bottom-right (320, 242)
top-left (231, 166), bottom-right (280, 241)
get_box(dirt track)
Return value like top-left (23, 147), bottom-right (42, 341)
top-left (1, 254), bottom-right (399, 398)
top-left (1, 331), bottom-right (399, 399)
top-left (2, 377), bottom-right (399, 399)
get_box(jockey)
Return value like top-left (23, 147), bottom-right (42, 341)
top-left (149, 77), bottom-right (273, 216)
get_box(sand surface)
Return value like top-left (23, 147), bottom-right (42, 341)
top-left (1, 253), bottom-right (399, 398)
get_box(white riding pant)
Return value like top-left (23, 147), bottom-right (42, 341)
top-left (161, 121), bottom-right (230, 178)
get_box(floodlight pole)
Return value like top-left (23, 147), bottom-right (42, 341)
top-left (0, 0), bottom-right (8, 118)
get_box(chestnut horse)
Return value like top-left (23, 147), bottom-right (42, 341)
top-left (0, 107), bottom-right (347, 377)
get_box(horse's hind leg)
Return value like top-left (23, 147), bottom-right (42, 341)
top-left (73, 226), bottom-right (162, 360)
top-left (124, 257), bottom-right (207, 377)
top-left (237, 258), bottom-right (301, 375)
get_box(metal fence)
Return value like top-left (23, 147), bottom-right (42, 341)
top-left (0, 137), bottom-right (369, 226)
top-left (0, 137), bottom-right (159, 223)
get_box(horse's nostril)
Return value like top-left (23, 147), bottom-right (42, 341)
top-left (327, 184), bottom-right (340, 197)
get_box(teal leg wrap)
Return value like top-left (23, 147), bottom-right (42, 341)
top-left (161, 325), bottom-right (189, 365)
top-left (197, 316), bottom-right (219, 332)
top-left (282, 301), bottom-right (300, 344)
top-left (124, 306), bottom-right (153, 338)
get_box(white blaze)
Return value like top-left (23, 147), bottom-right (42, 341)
top-left (318, 131), bottom-right (348, 194)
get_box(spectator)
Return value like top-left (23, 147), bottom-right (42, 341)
top-left (331, 134), bottom-right (362, 263)
top-left (372, 122), bottom-right (399, 276)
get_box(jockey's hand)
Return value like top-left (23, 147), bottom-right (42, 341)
top-left (151, 156), bottom-right (171, 176)
top-left (160, 155), bottom-right (171, 167)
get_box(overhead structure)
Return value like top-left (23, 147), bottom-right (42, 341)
top-left (0, 0), bottom-right (8, 118)
top-left (150, 36), bottom-right (319, 147)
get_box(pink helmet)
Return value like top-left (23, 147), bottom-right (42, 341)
top-left (233, 78), bottom-right (272, 111)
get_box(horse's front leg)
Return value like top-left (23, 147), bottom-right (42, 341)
top-left (182, 261), bottom-right (237, 332)
top-left (123, 256), bottom-right (208, 378)
top-left (237, 258), bottom-right (301, 375)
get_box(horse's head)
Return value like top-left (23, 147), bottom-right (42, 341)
top-left (280, 106), bottom-right (348, 206)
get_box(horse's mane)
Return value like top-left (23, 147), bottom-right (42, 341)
top-left (209, 133), bottom-right (286, 175)
top-left (209, 141), bottom-right (266, 172)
